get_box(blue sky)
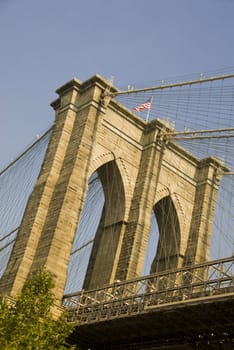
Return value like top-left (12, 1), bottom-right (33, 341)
top-left (0, 0), bottom-right (234, 169)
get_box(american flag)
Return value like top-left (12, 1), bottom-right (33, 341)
top-left (134, 98), bottom-right (152, 112)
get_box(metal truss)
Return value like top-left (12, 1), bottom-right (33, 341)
top-left (63, 256), bottom-right (234, 324)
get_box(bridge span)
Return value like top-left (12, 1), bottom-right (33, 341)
top-left (1, 72), bottom-right (234, 349)
top-left (64, 256), bottom-right (234, 349)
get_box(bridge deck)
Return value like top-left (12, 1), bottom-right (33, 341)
top-left (63, 257), bottom-right (234, 349)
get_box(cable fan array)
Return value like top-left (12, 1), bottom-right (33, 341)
top-left (0, 128), bottom-right (52, 278)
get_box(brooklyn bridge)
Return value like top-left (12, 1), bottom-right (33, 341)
top-left (0, 72), bottom-right (233, 349)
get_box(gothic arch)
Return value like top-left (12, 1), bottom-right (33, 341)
top-left (150, 191), bottom-right (182, 273)
top-left (82, 158), bottom-right (130, 289)
top-left (88, 151), bottom-right (115, 176)
top-left (89, 152), bottom-right (133, 221)
top-left (155, 187), bottom-right (186, 233)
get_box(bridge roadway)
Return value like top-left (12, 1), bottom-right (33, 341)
top-left (63, 257), bottom-right (234, 349)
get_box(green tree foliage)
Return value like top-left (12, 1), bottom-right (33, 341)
top-left (0, 270), bottom-right (75, 350)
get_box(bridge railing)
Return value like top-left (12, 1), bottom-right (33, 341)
top-left (63, 256), bottom-right (234, 324)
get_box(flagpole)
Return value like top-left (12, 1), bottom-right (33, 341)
top-left (146, 97), bottom-right (153, 122)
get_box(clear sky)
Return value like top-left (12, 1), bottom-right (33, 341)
top-left (0, 0), bottom-right (234, 169)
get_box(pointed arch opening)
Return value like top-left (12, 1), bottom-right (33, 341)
top-left (64, 172), bottom-right (104, 294)
top-left (143, 196), bottom-right (181, 276)
top-left (142, 213), bottom-right (159, 276)
top-left (64, 160), bottom-right (125, 294)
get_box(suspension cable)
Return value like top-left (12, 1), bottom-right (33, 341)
top-left (107, 73), bottom-right (234, 97)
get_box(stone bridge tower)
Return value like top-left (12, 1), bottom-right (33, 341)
top-left (0, 74), bottom-right (226, 304)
